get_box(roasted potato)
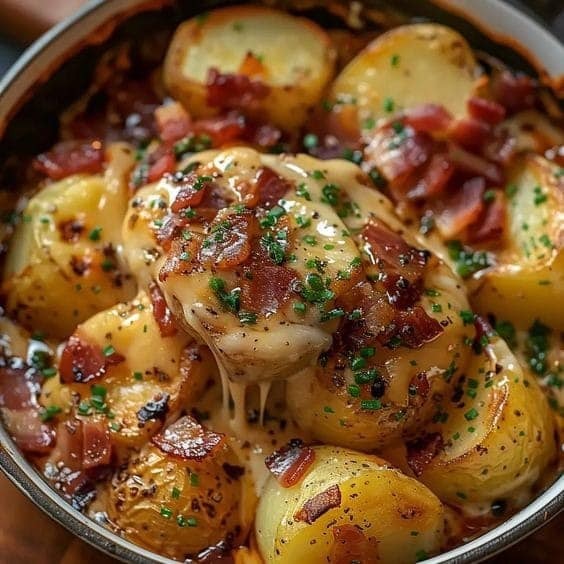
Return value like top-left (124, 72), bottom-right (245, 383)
top-left (108, 416), bottom-right (255, 559)
top-left (256, 445), bottom-right (445, 564)
top-left (41, 291), bottom-right (215, 454)
top-left (163, 6), bottom-right (336, 131)
top-left (469, 155), bottom-right (564, 330)
top-left (328, 23), bottom-right (479, 136)
top-left (2, 144), bottom-right (136, 338)
top-left (411, 333), bottom-right (557, 514)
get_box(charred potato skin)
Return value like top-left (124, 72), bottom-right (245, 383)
top-left (108, 429), bottom-right (254, 559)
top-left (413, 335), bottom-right (557, 514)
top-left (163, 6), bottom-right (336, 131)
top-left (256, 446), bottom-right (445, 564)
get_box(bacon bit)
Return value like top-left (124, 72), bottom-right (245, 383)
top-left (408, 372), bottom-right (430, 406)
top-left (468, 190), bottom-right (506, 244)
top-left (255, 167), bottom-right (293, 208)
top-left (206, 68), bottom-right (270, 112)
top-left (33, 140), bottom-right (104, 180)
top-left (155, 102), bottom-right (192, 143)
top-left (238, 51), bottom-right (267, 77)
top-left (294, 484), bottom-right (342, 524)
top-left (331, 525), bottom-right (379, 564)
top-left (492, 71), bottom-right (536, 114)
top-left (407, 433), bottom-right (443, 476)
top-left (407, 152), bottom-right (454, 200)
top-left (81, 420), bottom-right (111, 469)
top-left (265, 439), bottom-right (315, 488)
top-left (433, 177), bottom-right (486, 239)
top-left (170, 172), bottom-right (210, 212)
top-left (59, 334), bottom-right (124, 384)
top-left (0, 366), bottom-right (40, 410)
top-left (1, 408), bottom-right (55, 454)
top-left (59, 219), bottom-right (85, 243)
top-left (468, 97), bottom-right (506, 125)
top-left (380, 307), bottom-right (443, 349)
top-left (149, 282), bottom-right (178, 337)
top-left (194, 112), bottom-right (247, 146)
top-left (200, 210), bottom-right (257, 270)
top-left (156, 216), bottom-right (185, 251)
top-left (447, 145), bottom-right (503, 185)
top-left (152, 416), bottom-right (225, 461)
top-left (449, 117), bottom-right (491, 151)
top-left (403, 103), bottom-right (453, 133)
top-left (240, 264), bottom-right (298, 315)
top-left (147, 152), bottom-right (176, 183)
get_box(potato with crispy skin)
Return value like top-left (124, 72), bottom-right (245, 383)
top-left (409, 331), bottom-right (556, 514)
top-left (256, 445), bottom-right (445, 564)
top-left (163, 6), bottom-right (336, 131)
top-left (2, 143), bottom-right (136, 338)
top-left (469, 155), bottom-right (564, 330)
top-left (108, 416), bottom-right (255, 559)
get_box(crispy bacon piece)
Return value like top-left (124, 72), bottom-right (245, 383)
top-left (265, 439), bottom-right (315, 488)
top-left (447, 145), bottom-right (503, 185)
top-left (147, 152), bottom-right (176, 183)
top-left (59, 219), bottom-right (85, 243)
top-left (33, 140), bottom-right (104, 180)
top-left (170, 172), bottom-right (212, 212)
top-left (449, 117), bottom-right (491, 151)
top-left (152, 416), bottom-right (225, 461)
top-left (406, 433), bottom-right (443, 476)
top-left (407, 152), bottom-right (454, 201)
top-left (194, 112), bottom-right (247, 146)
top-left (155, 102), bottom-right (192, 143)
top-left (149, 283), bottom-right (178, 337)
top-left (432, 177), bottom-right (486, 239)
top-left (81, 420), bottom-right (111, 469)
top-left (59, 334), bottom-right (124, 384)
top-left (492, 71), bottom-right (536, 114)
top-left (255, 166), bottom-right (293, 208)
top-left (294, 484), bottom-right (342, 524)
top-left (206, 67), bottom-right (270, 112)
top-left (0, 366), bottom-right (39, 410)
top-left (381, 307), bottom-right (443, 349)
top-left (200, 211), bottom-right (258, 270)
top-left (331, 525), bottom-right (380, 564)
top-left (467, 191), bottom-right (506, 244)
top-left (403, 103), bottom-right (453, 133)
top-left (240, 264), bottom-right (299, 315)
top-left (468, 97), bottom-right (506, 125)
top-left (408, 372), bottom-right (431, 406)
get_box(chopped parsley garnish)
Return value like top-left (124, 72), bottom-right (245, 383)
top-left (209, 277), bottom-right (240, 313)
top-left (293, 301), bottom-right (306, 314)
top-left (238, 311), bottom-right (257, 325)
top-left (362, 117), bottom-right (376, 130)
top-left (296, 183), bottom-right (312, 201)
top-left (347, 384), bottom-right (361, 397)
top-left (525, 320), bottom-right (551, 376)
top-left (311, 170), bottom-right (325, 180)
top-left (173, 134), bottom-right (212, 158)
top-left (39, 405), bottom-right (62, 422)
top-left (190, 473), bottom-right (199, 487)
top-left (464, 408), bottom-right (479, 421)
top-left (533, 185), bottom-right (547, 206)
top-left (88, 226), bottom-right (102, 241)
top-left (303, 234), bottom-right (317, 246)
top-left (102, 345), bottom-right (116, 357)
top-left (303, 133), bottom-right (318, 149)
top-left (260, 205), bottom-right (286, 229)
top-left (483, 189), bottom-right (496, 203)
top-left (459, 310), bottom-right (475, 325)
top-left (261, 231), bottom-right (287, 264)
top-left (300, 273), bottom-right (335, 304)
top-left (160, 507), bottom-right (173, 519)
top-left (447, 240), bottom-right (491, 278)
top-left (171, 487), bottom-right (181, 500)
top-left (382, 97), bottom-right (395, 113)
top-left (360, 399), bottom-right (382, 411)
top-left (494, 320), bottom-right (516, 349)
top-left (321, 183), bottom-right (340, 206)
top-left (360, 347), bottom-right (375, 358)
top-left (320, 308), bottom-right (345, 322)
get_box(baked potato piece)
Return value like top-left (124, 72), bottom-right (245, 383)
top-left (256, 445), bottom-right (445, 564)
top-left (328, 23), bottom-right (479, 136)
top-left (163, 6), bottom-right (336, 131)
top-left (41, 291), bottom-right (214, 454)
top-left (2, 143), bottom-right (136, 338)
top-left (469, 155), bottom-right (564, 330)
top-left (108, 416), bottom-right (254, 559)
top-left (410, 331), bottom-right (556, 514)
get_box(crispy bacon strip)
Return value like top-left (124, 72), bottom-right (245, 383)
top-left (81, 420), bottom-right (111, 469)
top-left (170, 171), bottom-right (211, 212)
top-left (255, 166), bottom-right (293, 208)
top-left (206, 67), bottom-right (270, 111)
top-left (149, 282), bottom-right (178, 337)
top-left (33, 140), bottom-right (104, 180)
top-left (467, 191), bottom-right (506, 244)
top-left (265, 439), bottom-right (315, 488)
top-left (59, 334), bottom-right (124, 384)
top-left (294, 484), bottom-right (342, 524)
top-left (152, 416), bottom-right (225, 461)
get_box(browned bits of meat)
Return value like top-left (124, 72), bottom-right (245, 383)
top-left (294, 484), bottom-right (342, 524)
top-left (255, 166), bottom-right (293, 208)
top-left (81, 419), bottom-right (112, 469)
top-left (149, 282), bottom-right (178, 337)
top-left (170, 171), bottom-right (211, 212)
top-left (406, 433), bottom-right (444, 476)
top-left (265, 439), bottom-right (315, 488)
top-left (59, 334), bottom-right (125, 384)
top-left (206, 67), bottom-right (270, 112)
top-left (59, 219), bottom-right (85, 243)
top-left (33, 140), bottom-right (105, 180)
top-left (152, 415), bottom-right (225, 461)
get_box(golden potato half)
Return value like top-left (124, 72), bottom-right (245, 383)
top-left (328, 23), bottom-right (479, 135)
top-left (256, 445), bottom-right (445, 564)
top-left (411, 334), bottom-right (556, 514)
top-left (2, 143), bottom-right (136, 338)
top-left (469, 155), bottom-right (564, 330)
top-left (164, 6), bottom-right (336, 131)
